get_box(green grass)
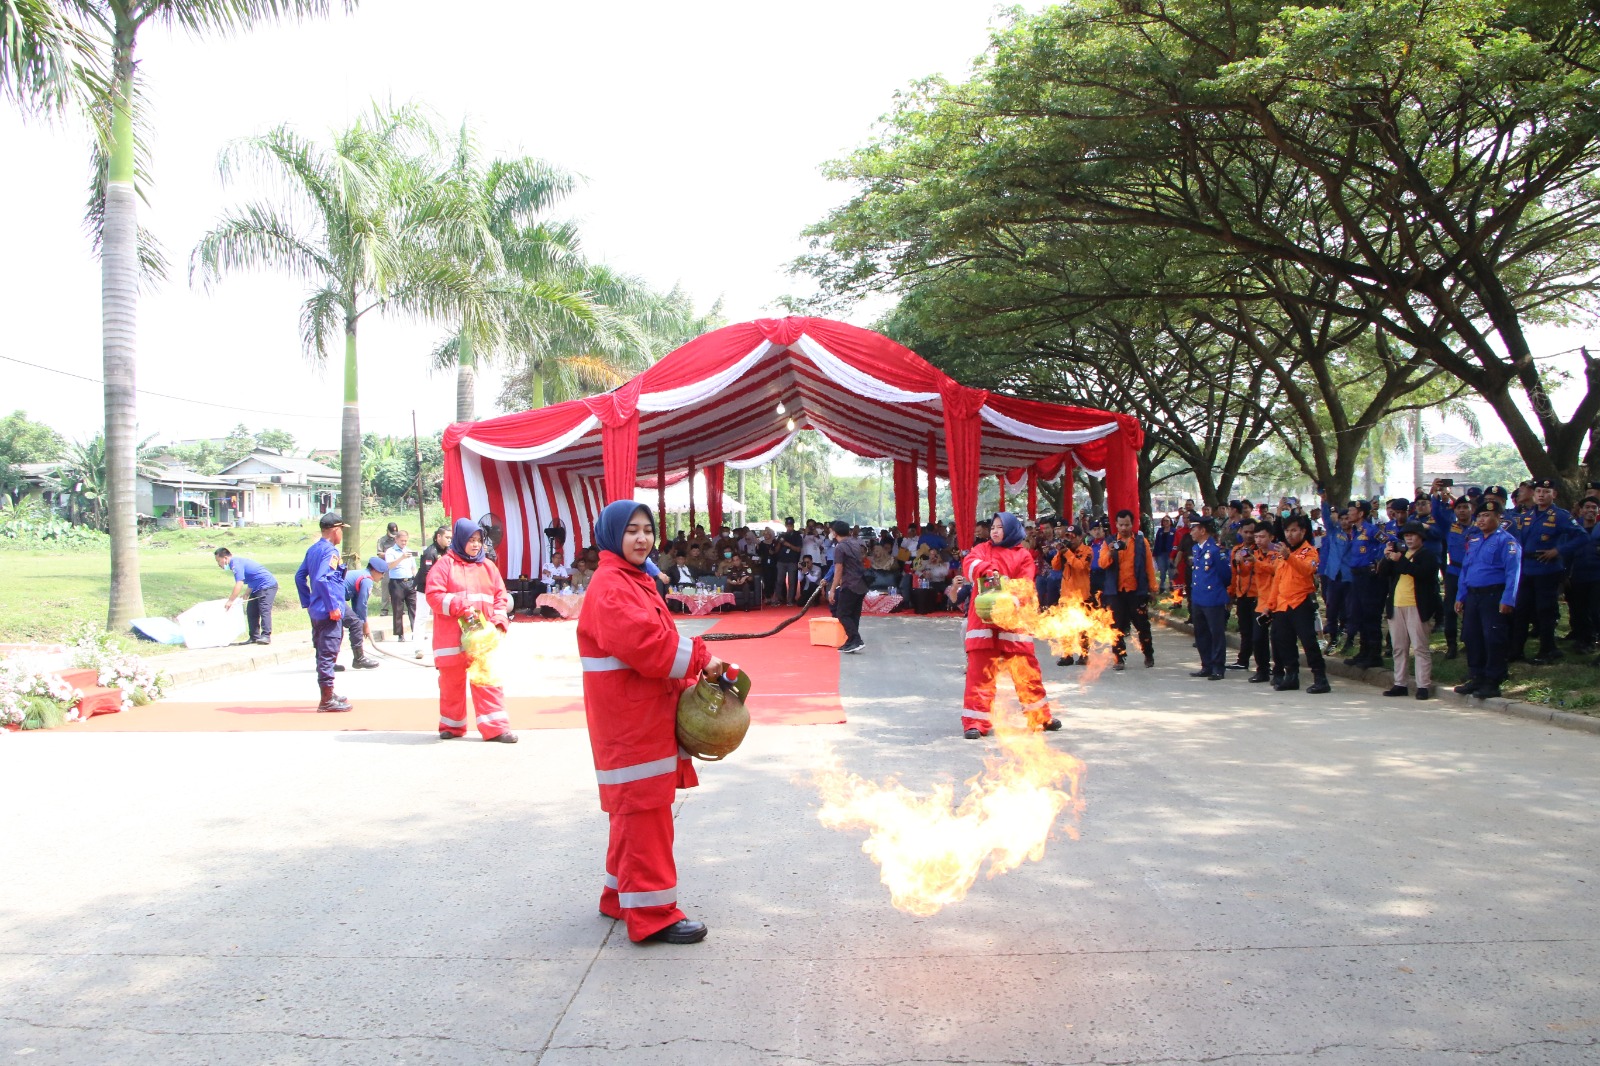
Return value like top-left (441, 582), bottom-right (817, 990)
top-left (0, 509), bottom-right (444, 651)
top-left (1160, 603), bottom-right (1600, 715)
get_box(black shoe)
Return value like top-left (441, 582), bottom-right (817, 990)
top-left (1343, 655), bottom-right (1365, 667)
top-left (1453, 680), bottom-right (1482, 695)
top-left (333, 664), bottom-right (346, 672)
top-left (1144, 653), bottom-right (1154, 668)
top-left (1113, 660), bottom-right (1126, 672)
top-left (1475, 684), bottom-right (1502, 700)
top-left (1247, 671), bottom-right (1271, 683)
top-left (1445, 645), bottom-right (1458, 660)
top-left (840, 640), bottom-right (865, 654)
top-left (1382, 685), bottom-right (1409, 697)
top-left (1227, 662), bottom-right (1248, 670)
top-left (251, 636), bottom-right (271, 645)
top-left (1041, 718), bottom-right (1063, 731)
top-left (1075, 655), bottom-right (1089, 666)
top-left (1416, 687), bottom-right (1430, 700)
top-left (1306, 674), bottom-right (1331, 694)
top-left (352, 657), bottom-right (380, 670)
top-left (1189, 669), bottom-right (1212, 678)
top-left (439, 730), bottom-right (459, 739)
top-left (1275, 674), bottom-right (1300, 691)
top-left (1530, 651), bottom-right (1564, 666)
top-left (484, 732), bottom-right (519, 743)
top-left (1208, 672), bottom-right (1225, 681)
top-left (1057, 656), bottom-right (1074, 667)
top-left (963, 727), bottom-right (981, 740)
top-left (642, 918), bottom-right (707, 944)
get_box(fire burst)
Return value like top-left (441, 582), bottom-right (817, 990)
top-left (815, 710), bottom-right (1086, 916)
top-left (990, 579), bottom-right (1122, 681)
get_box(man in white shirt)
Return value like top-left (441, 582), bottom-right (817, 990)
top-left (382, 529), bottom-right (419, 641)
top-left (801, 522), bottom-right (826, 567)
top-left (541, 549), bottom-right (572, 590)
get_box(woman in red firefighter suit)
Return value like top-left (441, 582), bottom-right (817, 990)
top-left (577, 500), bottom-right (725, 945)
top-left (425, 518), bottom-right (518, 743)
top-left (961, 511), bottom-right (1062, 739)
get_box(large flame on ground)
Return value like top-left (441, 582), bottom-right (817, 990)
top-left (816, 706), bottom-right (1086, 916)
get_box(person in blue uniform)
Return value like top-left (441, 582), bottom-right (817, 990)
top-left (342, 556), bottom-right (388, 670)
top-left (1185, 518), bottom-right (1232, 680)
top-left (1454, 500), bottom-right (1521, 700)
top-left (214, 547), bottom-right (279, 644)
top-left (1508, 477), bottom-right (1588, 665)
top-left (294, 511), bottom-right (352, 712)
top-left (1430, 489), bottom-right (1474, 660)
top-left (1566, 495), bottom-right (1600, 656)
top-left (1318, 509), bottom-right (1352, 655)
top-left (1343, 500), bottom-right (1385, 668)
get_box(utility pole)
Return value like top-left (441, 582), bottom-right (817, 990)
top-left (412, 411), bottom-right (427, 537)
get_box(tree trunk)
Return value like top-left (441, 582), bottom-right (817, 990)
top-left (1137, 446), bottom-right (1155, 526)
top-left (1085, 473), bottom-right (1105, 518)
top-left (769, 463), bottom-right (777, 521)
top-left (102, 47), bottom-right (143, 631)
top-left (799, 465), bottom-right (807, 526)
top-left (341, 320), bottom-right (362, 563)
top-left (455, 331), bottom-right (476, 422)
top-left (530, 369), bottom-right (546, 409)
top-left (737, 469), bottom-right (745, 516)
top-left (1412, 414), bottom-right (1425, 495)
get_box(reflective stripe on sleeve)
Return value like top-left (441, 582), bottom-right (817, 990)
top-left (434, 646), bottom-right (462, 659)
top-left (581, 656), bottom-right (627, 672)
top-left (440, 593), bottom-right (456, 614)
top-left (669, 634), bottom-right (694, 679)
top-left (619, 887), bottom-right (677, 909)
top-left (595, 754), bottom-right (679, 786)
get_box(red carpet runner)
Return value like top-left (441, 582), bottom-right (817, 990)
top-left (75, 607), bottom-right (844, 732)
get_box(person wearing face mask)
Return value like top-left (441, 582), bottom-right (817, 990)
top-left (720, 551), bottom-right (757, 610)
top-left (578, 501), bottom-right (725, 946)
top-left (426, 518), bottom-right (516, 743)
top-left (960, 512), bottom-right (1060, 738)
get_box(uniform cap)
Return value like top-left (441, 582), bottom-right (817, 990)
top-left (1476, 500), bottom-right (1503, 514)
top-left (1192, 516), bottom-right (1217, 531)
top-left (1400, 522), bottom-right (1429, 538)
top-left (1529, 477), bottom-right (1555, 489)
top-left (1484, 485), bottom-right (1508, 497)
top-left (1387, 497), bottom-right (1410, 511)
top-left (367, 556), bottom-right (389, 574)
top-left (318, 511), bottom-right (349, 529)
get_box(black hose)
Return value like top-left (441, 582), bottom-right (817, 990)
top-left (701, 581), bottom-right (827, 642)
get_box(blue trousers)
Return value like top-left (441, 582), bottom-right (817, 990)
top-left (311, 616), bottom-right (343, 688)
top-left (1350, 570), bottom-right (1384, 657)
top-left (1192, 603), bottom-right (1229, 675)
top-left (1322, 577), bottom-right (1352, 639)
top-left (1462, 584), bottom-right (1510, 683)
top-left (1036, 570), bottom-right (1063, 609)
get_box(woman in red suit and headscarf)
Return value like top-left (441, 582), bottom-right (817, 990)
top-left (960, 511), bottom-right (1061, 739)
top-left (578, 500), bottom-right (725, 945)
top-left (426, 518), bottom-right (517, 743)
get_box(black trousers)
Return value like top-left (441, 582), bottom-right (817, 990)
top-left (835, 586), bottom-right (864, 644)
top-left (343, 615), bottom-right (367, 662)
top-left (1511, 571), bottom-right (1562, 657)
top-left (1270, 598), bottom-right (1326, 676)
top-left (1253, 611), bottom-right (1275, 674)
top-left (1442, 572), bottom-right (1459, 647)
top-left (1234, 596), bottom-right (1257, 665)
top-left (1350, 570), bottom-right (1385, 658)
top-left (1107, 591), bottom-right (1152, 661)
top-left (1462, 584), bottom-right (1510, 683)
top-left (387, 577), bottom-right (416, 637)
top-left (1322, 578), bottom-right (1352, 639)
top-left (245, 585), bottom-right (277, 640)
top-left (1568, 578), bottom-right (1599, 645)
top-left (1193, 603), bottom-right (1229, 675)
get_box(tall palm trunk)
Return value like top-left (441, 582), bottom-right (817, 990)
top-left (341, 319), bottom-right (362, 561)
top-left (769, 463), bottom-right (777, 521)
top-left (1411, 413), bottom-right (1425, 495)
top-left (455, 331), bottom-right (475, 422)
top-left (530, 367), bottom-right (546, 408)
top-left (102, 30), bottom-right (143, 629)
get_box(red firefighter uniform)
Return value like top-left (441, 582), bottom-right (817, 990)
top-left (425, 548), bottom-right (512, 739)
top-left (577, 551), bottom-right (711, 942)
top-left (961, 523), bottom-right (1056, 734)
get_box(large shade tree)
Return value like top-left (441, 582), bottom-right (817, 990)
top-left (192, 101), bottom-right (492, 556)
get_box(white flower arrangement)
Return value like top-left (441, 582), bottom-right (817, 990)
top-left (0, 659), bottom-right (82, 731)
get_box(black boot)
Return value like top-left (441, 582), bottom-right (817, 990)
top-left (1275, 671), bottom-right (1300, 691)
top-left (1445, 638), bottom-right (1458, 660)
top-left (1247, 669), bottom-right (1272, 683)
top-left (317, 686), bottom-right (351, 712)
top-left (1306, 672), bottom-right (1331, 694)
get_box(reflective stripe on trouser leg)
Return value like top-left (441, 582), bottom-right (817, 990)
top-left (609, 805), bottom-right (685, 942)
top-left (962, 649), bottom-right (1001, 730)
top-left (436, 657), bottom-right (469, 736)
top-left (469, 680), bottom-right (509, 738)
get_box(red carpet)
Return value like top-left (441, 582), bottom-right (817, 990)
top-left (73, 606), bottom-right (844, 733)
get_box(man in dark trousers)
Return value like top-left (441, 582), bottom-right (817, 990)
top-left (827, 520), bottom-right (869, 654)
top-left (343, 556), bottom-right (387, 670)
top-left (1378, 521), bottom-right (1442, 700)
top-left (294, 511), bottom-right (352, 712)
top-left (1508, 477), bottom-right (1587, 664)
top-left (775, 517), bottom-right (802, 606)
top-left (1455, 500), bottom-right (1522, 700)
top-left (215, 547), bottom-right (278, 644)
top-left (1186, 517), bottom-right (1232, 680)
top-left (1097, 509), bottom-right (1158, 670)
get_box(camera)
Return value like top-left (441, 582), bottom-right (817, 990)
top-left (1439, 478), bottom-right (1454, 487)
top-left (1113, 540), bottom-right (1126, 551)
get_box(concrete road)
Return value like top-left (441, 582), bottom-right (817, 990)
top-left (4, 617), bottom-right (1599, 1065)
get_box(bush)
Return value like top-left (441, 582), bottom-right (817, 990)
top-left (0, 510), bottom-right (106, 549)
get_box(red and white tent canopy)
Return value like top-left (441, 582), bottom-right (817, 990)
top-left (442, 316), bottom-right (1143, 579)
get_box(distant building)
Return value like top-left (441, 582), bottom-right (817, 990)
top-left (217, 448), bottom-right (341, 525)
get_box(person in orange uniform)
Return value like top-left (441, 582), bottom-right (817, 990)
top-left (426, 518), bottom-right (518, 743)
top-left (1053, 524), bottom-right (1094, 667)
top-left (961, 511), bottom-right (1061, 739)
top-left (1245, 522), bottom-right (1282, 685)
top-left (578, 500), bottom-right (725, 945)
top-left (1226, 518), bottom-right (1261, 672)
top-left (1263, 513), bottom-right (1331, 693)
top-left (1097, 509), bottom-right (1160, 670)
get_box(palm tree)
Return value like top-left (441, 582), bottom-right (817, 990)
top-left (192, 101), bottom-right (489, 557)
top-left (0, 0), bottom-right (96, 113)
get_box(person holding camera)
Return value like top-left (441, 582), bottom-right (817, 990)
top-left (1096, 509), bottom-right (1158, 671)
top-left (1342, 500), bottom-right (1385, 669)
top-left (1264, 514), bottom-right (1332, 694)
top-left (1052, 525), bottom-right (1094, 666)
top-left (383, 528), bottom-right (419, 641)
top-left (1377, 521), bottom-right (1441, 699)
top-left (1246, 522), bottom-right (1283, 684)
top-left (1225, 519), bottom-right (1260, 671)
top-left (1429, 485), bottom-right (1473, 660)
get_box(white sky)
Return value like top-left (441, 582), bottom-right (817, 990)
top-left (0, 0), bottom-right (1591, 455)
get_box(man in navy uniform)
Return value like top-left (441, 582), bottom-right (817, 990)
top-left (342, 556), bottom-right (388, 670)
top-left (1509, 477), bottom-right (1588, 664)
top-left (295, 511), bottom-right (353, 712)
top-left (1186, 517), bottom-right (1232, 680)
top-left (1454, 500), bottom-right (1521, 700)
top-left (214, 547), bottom-right (278, 645)
top-left (1344, 500), bottom-right (1385, 668)
top-left (1430, 489), bottom-right (1474, 660)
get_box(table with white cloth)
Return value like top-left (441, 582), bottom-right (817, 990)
top-left (666, 591), bottom-right (735, 616)
top-left (535, 592), bottom-right (585, 619)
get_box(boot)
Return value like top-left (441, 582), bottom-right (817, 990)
top-left (1247, 669), bottom-right (1272, 683)
top-left (317, 686), bottom-right (351, 712)
top-left (1445, 637), bottom-right (1458, 660)
top-left (1306, 672), bottom-right (1331, 694)
top-left (352, 655), bottom-right (380, 670)
top-left (1275, 671), bottom-right (1300, 691)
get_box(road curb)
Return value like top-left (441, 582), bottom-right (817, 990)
top-left (1151, 609), bottom-right (1600, 737)
top-left (159, 634), bottom-right (315, 689)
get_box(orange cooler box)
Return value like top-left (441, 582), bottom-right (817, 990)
top-left (809, 617), bottom-right (847, 648)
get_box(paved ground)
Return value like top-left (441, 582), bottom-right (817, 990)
top-left (4, 616), bottom-right (1599, 1065)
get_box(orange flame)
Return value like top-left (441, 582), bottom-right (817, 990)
top-left (988, 580), bottom-right (1121, 681)
top-left (815, 704), bottom-right (1086, 916)
top-left (1163, 589), bottom-right (1184, 609)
